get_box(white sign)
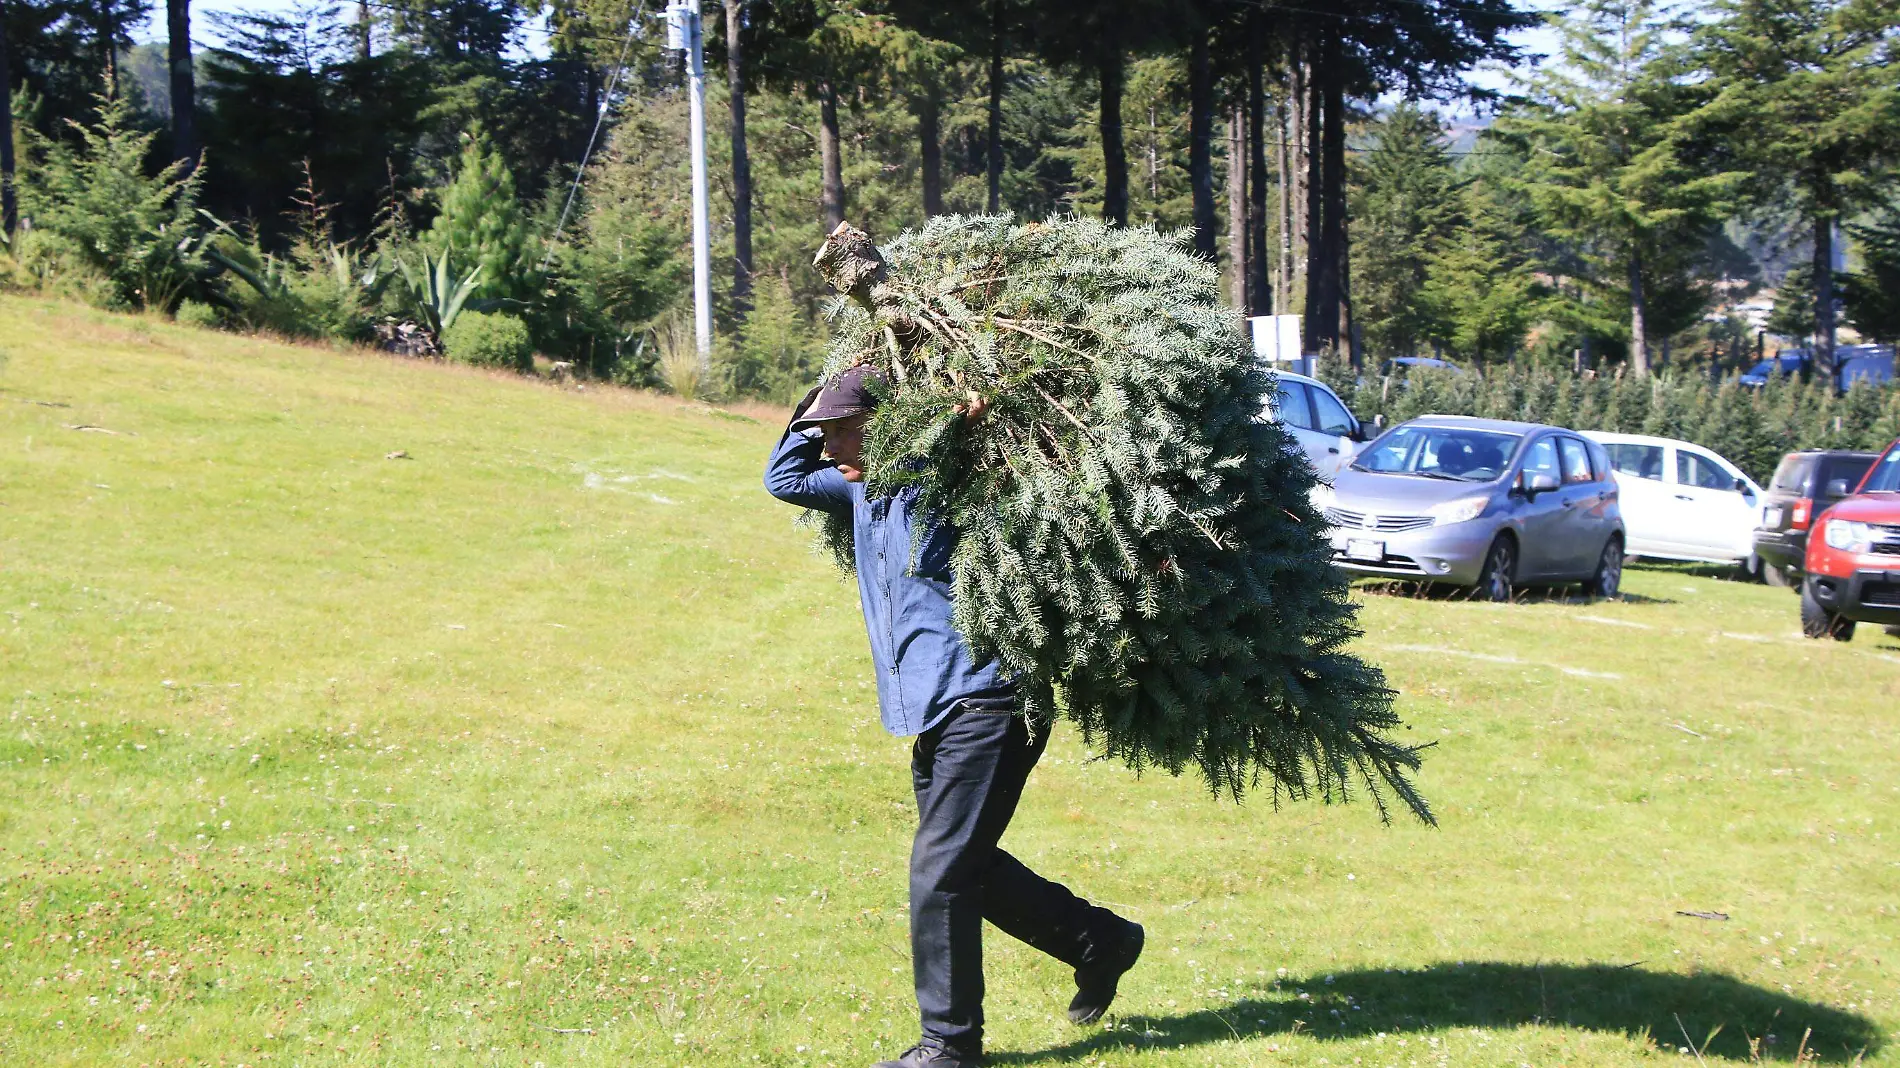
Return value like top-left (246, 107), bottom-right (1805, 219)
top-left (1249, 314), bottom-right (1309, 375)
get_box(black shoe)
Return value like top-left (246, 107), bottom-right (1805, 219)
top-left (1067, 920), bottom-right (1144, 1024)
top-left (872, 1041), bottom-right (982, 1068)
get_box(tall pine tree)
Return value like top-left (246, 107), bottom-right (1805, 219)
top-left (1349, 103), bottom-right (1460, 359)
top-left (1498, 0), bottom-right (1742, 376)
top-left (1697, 0), bottom-right (1900, 382)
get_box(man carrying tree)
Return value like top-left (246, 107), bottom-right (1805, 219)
top-left (763, 366), bottom-right (1146, 1068)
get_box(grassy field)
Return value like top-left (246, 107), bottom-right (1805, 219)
top-left (2, 294), bottom-right (1896, 1067)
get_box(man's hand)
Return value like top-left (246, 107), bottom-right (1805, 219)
top-left (957, 391), bottom-right (990, 426)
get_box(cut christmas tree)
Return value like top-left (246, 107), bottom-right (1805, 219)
top-left (810, 215), bottom-right (1431, 822)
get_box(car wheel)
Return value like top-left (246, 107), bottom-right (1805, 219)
top-left (1762, 563), bottom-right (1792, 588)
top-left (1799, 580), bottom-right (1856, 641)
top-left (1476, 537), bottom-right (1515, 603)
top-left (1588, 537), bottom-right (1623, 600)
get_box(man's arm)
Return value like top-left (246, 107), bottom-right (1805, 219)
top-left (763, 390), bottom-right (852, 514)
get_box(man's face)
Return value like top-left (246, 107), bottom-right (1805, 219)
top-left (819, 414), bottom-right (869, 482)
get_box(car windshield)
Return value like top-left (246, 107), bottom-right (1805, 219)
top-left (1864, 448), bottom-right (1900, 493)
top-left (1352, 425), bottom-right (1521, 482)
top-left (1770, 454), bottom-right (1816, 492)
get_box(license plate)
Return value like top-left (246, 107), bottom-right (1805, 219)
top-left (1345, 538), bottom-right (1385, 562)
top-left (1763, 506), bottom-right (1783, 529)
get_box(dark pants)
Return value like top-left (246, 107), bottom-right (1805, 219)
top-left (910, 703), bottom-right (1126, 1057)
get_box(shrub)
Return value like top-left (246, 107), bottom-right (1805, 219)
top-left (174, 300), bottom-right (223, 329)
top-left (442, 311), bottom-right (533, 371)
top-left (16, 91), bottom-right (202, 311)
top-left (0, 246), bottom-right (35, 293)
top-left (9, 228), bottom-right (119, 307)
top-left (203, 198), bottom-right (383, 344)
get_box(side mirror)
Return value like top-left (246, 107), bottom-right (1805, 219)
top-left (1826, 478), bottom-right (1850, 498)
top-left (1523, 473), bottom-right (1561, 496)
top-left (1732, 477), bottom-right (1746, 492)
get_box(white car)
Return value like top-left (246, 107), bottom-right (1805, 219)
top-left (1582, 431), bottom-right (1766, 568)
top-left (1265, 371), bottom-right (1366, 481)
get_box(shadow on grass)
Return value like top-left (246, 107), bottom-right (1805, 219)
top-left (1626, 558), bottom-right (1763, 584)
top-left (993, 962), bottom-right (1879, 1064)
top-left (1355, 580), bottom-right (1676, 607)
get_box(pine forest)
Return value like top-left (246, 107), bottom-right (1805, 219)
top-left (3, 0), bottom-right (1899, 461)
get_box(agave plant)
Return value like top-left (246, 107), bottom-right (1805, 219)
top-left (198, 220), bottom-right (293, 304)
top-left (194, 214), bottom-right (389, 342)
top-left (396, 247), bottom-right (484, 339)
top-left (326, 246), bottom-right (387, 298)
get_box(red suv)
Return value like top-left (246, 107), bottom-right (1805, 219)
top-left (1801, 438), bottom-right (1900, 639)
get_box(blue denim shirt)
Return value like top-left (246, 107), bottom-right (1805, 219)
top-left (764, 426), bottom-right (1016, 736)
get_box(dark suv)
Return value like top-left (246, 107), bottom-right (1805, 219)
top-left (1754, 450), bottom-right (1878, 586)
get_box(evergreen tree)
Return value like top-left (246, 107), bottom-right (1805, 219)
top-left (428, 128), bottom-right (533, 303)
top-left (876, 0), bottom-right (1038, 215)
top-left (200, 8), bottom-right (436, 243)
top-left (1498, 0), bottom-right (1743, 376)
top-left (1349, 103), bottom-right (1460, 360)
top-left (810, 217), bottom-right (1428, 818)
top-left (716, 273), bottom-right (825, 399)
top-left (538, 104), bottom-right (688, 374)
top-left (1420, 170), bottom-right (1543, 364)
top-left (385, 0), bottom-right (523, 59)
top-left (1843, 203), bottom-right (1900, 344)
top-left (1697, 0), bottom-right (1900, 381)
top-left (1766, 262), bottom-right (1817, 344)
top-left (1062, 56), bottom-right (1192, 230)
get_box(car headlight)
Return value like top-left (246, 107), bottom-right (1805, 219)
top-left (1429, 495), bottom-right (1490, 526)
top-left (1309, 481), bottom-right (1336, 511)
top-left (1823, 518), bottom-right (1875, 553)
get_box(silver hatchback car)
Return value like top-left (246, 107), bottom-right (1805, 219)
top-left (1318, 416), bottom-right (1626, 600)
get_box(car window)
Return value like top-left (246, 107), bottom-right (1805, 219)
top-left (1558, 437), bottom-right (1595, 484)
top-left (1770, 454), bottom-right (1817, 492)
top-left (1354, 425), bottom-right (1521, 481)
top-left (1309, 386), bottom-right (1356, 435)
top-left (1820, 456), bottom-right (1874, 494)
top-left (1605, 442), bottom-right (1664, 481)
top-left (1677, 450), bottom-right (1732, 491)
top-left (1863, 448), bottom-right (1900, 493)
top-left (1273, 381), bottom-right (1314, 431)
top-left (1521, 437), bottom-right (1560, 482)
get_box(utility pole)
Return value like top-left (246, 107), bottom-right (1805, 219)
top-left (666, 0), bottom-right (713, 367)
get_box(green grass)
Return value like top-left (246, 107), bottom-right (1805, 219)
top-left (1, 294), bottom-right (1896, 1067)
